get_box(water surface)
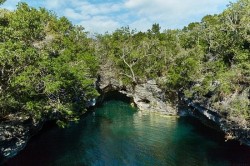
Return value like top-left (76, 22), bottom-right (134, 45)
top-left (5, 100), bottom-right (250, 166)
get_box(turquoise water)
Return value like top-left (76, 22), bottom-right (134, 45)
top-left (5, 100), bottom-right (250, 166)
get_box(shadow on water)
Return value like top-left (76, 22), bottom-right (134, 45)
top-left (3, 100), bottom-right (250, 166)
top-left (176, 117), bottom-right (250, 166)
top-left (99, 90), bottom-right (131, 103)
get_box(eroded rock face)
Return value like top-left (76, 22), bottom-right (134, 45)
top-left (98, 63), bottom-right (177, 115)
top-left (0, 113), bottom-right (44, 160)
top-left (98, 62), bottom-right (177, 115)
top-left (182, 98), bottom-right (250, 146)
top-left (125, 80), bottom-right (177, 115)
top-left (97, 61), bottom-right (122, 93)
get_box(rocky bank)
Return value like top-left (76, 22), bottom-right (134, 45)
top-left (182, 97), bottom-right (250, 146)
top-left (0, 113), bottom-right (44, 162)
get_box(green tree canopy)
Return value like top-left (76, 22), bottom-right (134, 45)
top-left (0, 0), bottom-right (6, 5)
top-left (0, 3), bottom-right (99, 126)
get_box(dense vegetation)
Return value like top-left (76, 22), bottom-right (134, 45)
top-left (0, 0), bottom-right (249, 127)
top-left (96, 0), bottom-right (249, 126)
top-left (0, 3), bottom-right (99, 126)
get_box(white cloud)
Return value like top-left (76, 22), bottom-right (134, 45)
top-left (42, 0), bottom-right (123, 33)
top-left (79, 15), bottom-right (120, 34)
top-left (1, 0), bottom-right (237, 33)
top-left (64, 8), bottom-right (83, 20)
top-left (124, 0), bottom-right (235, 30)
top-left (1, 0), bottom-right (21, 10)
top-left (75, 2), bottom-right (122, 15)
top-left (129, 18), bottom-right (152, 32)
top-left (44, 0), bottom-right (65, 10)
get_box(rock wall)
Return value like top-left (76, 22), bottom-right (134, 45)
top-left (0, 113), bottom-right (44, 161)
top-left (97, 63), bottom-right (177, 115)
top-left (121, 80), bottom-right (176, 115)
top-left (182, 97), bottom-right (250, 146)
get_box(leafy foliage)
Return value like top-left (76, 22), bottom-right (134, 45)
top-left (1, 0), bottom-right (249, 126)
top-left (96, 0), bottom-right (249, 120)
top-left (0, 3), bottom-right (99, 125)
top-left (0, 0), bottom-right (6, 5)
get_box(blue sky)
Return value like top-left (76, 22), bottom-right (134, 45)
top-left (1, 0), bottom-right (237, 34)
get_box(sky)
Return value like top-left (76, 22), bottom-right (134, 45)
top-left (1, 0), bottom-right (237, 34)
